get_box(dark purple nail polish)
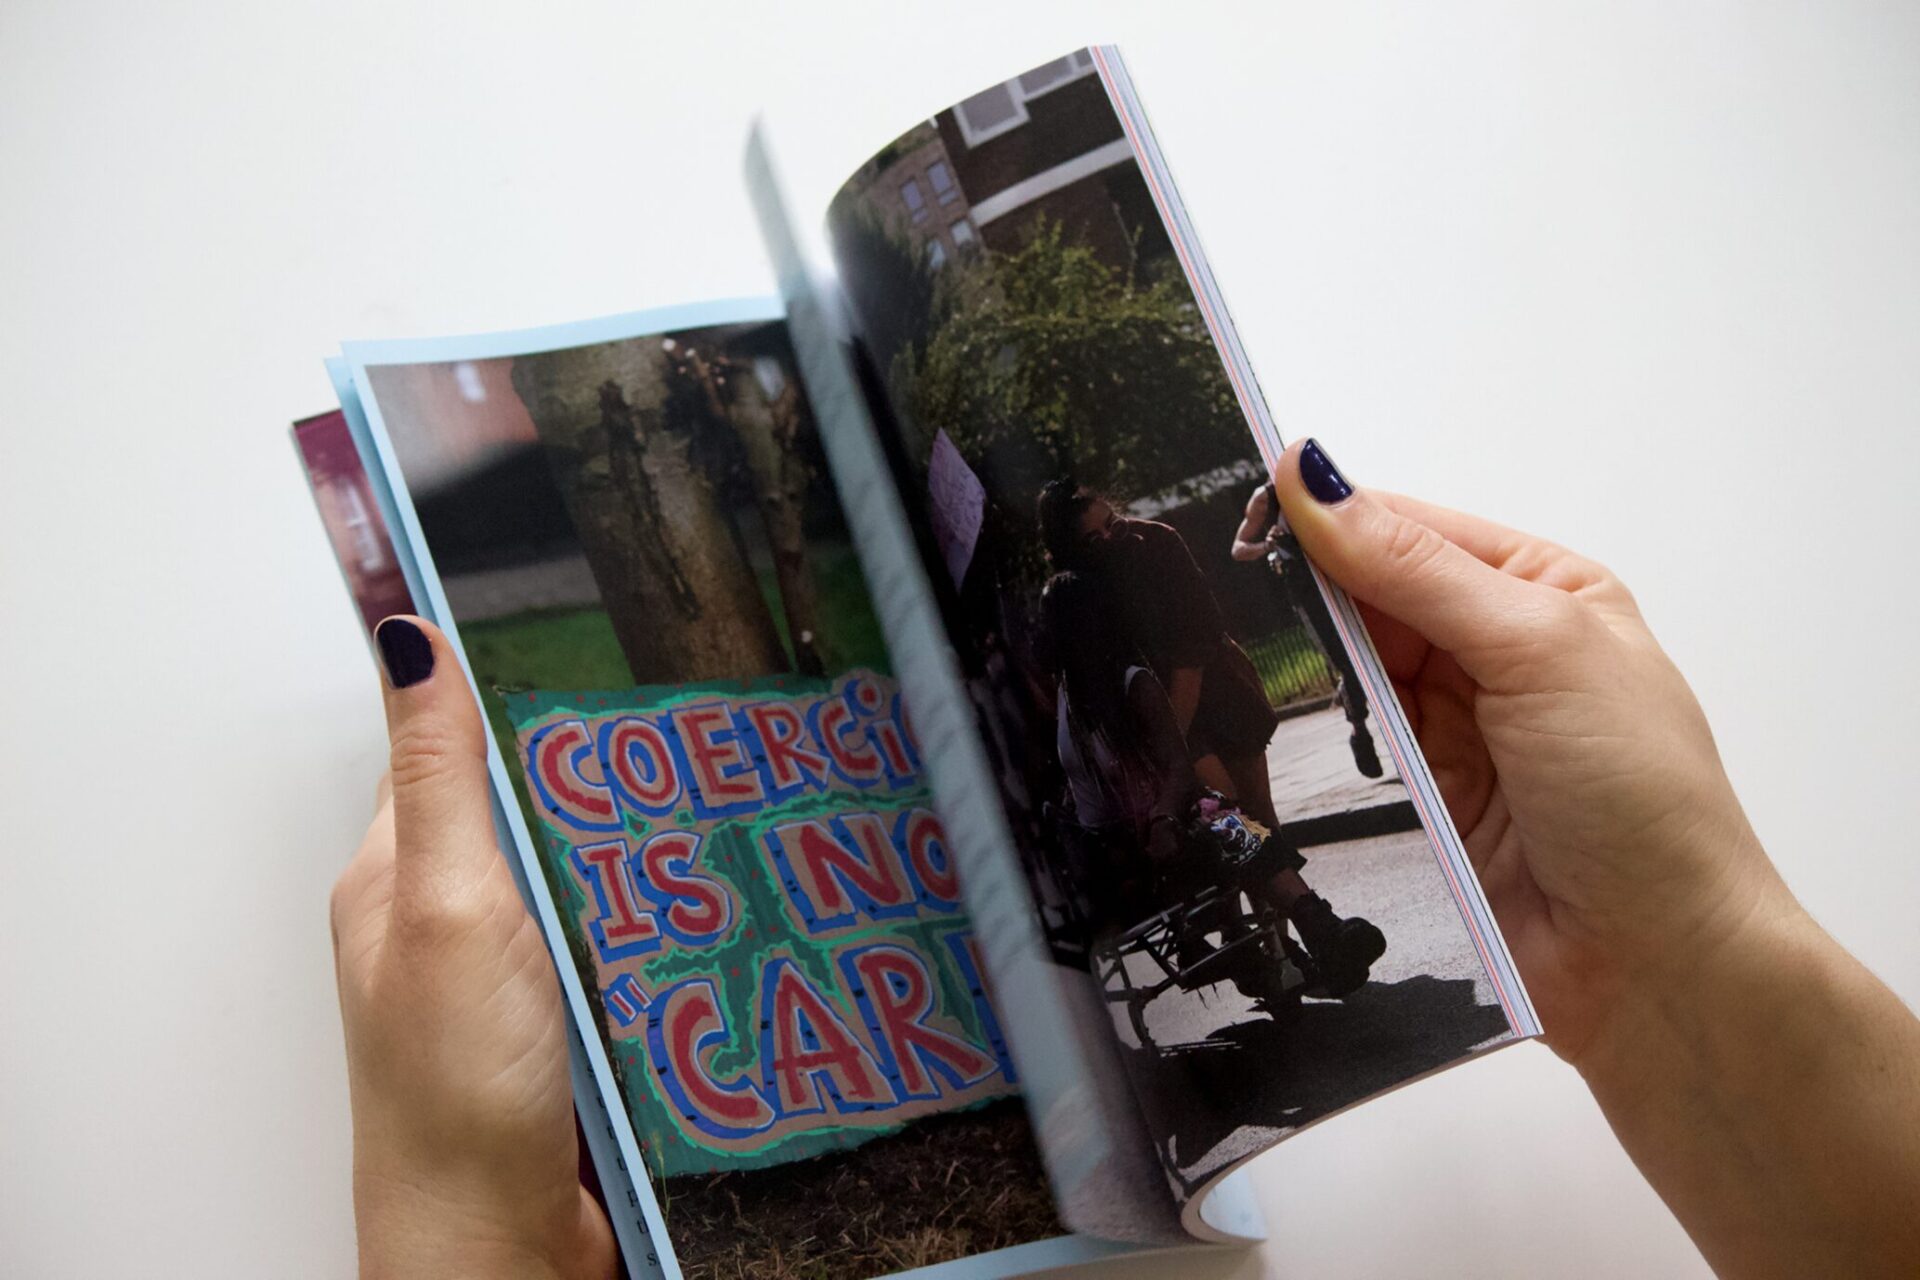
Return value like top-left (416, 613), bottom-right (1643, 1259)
top-left (1299, 438), bottom-right (1354, 505)
top-left (375, 617), bottom-right (434, 689)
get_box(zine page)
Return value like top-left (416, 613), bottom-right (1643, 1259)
top-left (292, 409), bottom-right (414, 638)
top-left (823, 47), bottom-right (1540, 1221)
top-left (336, 301), bottom-right (1093, 1280)
top-left (745, 131), bottom-right (1213, 1250)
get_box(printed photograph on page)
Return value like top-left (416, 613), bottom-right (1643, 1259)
top-left (294, 409), bottom-right (413, 637)
top-left (355, 313), bottom-right (1061, 1278)
top-left (827, 50), bottom-right (1522, 1200)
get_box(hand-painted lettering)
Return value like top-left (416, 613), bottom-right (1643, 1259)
top-left (843, 943), bottom-right (997, 1100)
top-left (602, 715), bottom-right (681, 814)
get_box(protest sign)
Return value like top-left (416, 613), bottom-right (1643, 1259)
top-left (510, 671), bottom-right (1018, 1176)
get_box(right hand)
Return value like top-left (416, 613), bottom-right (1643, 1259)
top-left (1272, 438), bottom-right (1797, 1067)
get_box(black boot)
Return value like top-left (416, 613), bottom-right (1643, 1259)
top-left (1288, 892), bottom-right (1386, 998)
top-left (1349, 727), bottom-right (1383, 779)
top-left (1334, 676), bottom-right (1384, 778)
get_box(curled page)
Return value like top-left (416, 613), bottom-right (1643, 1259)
top-left (746, 129), bottom-right (1192, 1250)
top-left (817, 45), bottom-right (1541, 1235)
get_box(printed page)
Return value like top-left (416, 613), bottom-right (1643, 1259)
top-left (291, 409), bottom-right (415, 641)
top-left (822, 47), bottom-right (1542, 1229)
top-left (338, 301), bottom-right (1090, 1280)
top-left (746, 133), bottom-right (1193, 1251)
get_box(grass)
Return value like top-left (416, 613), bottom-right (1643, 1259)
top-left (752, 547), bottom-right (892, 675)
top-left (1242, 626), bottom-right (1335, 708)
top-left (455, 540), bottom-right (891, 695)
top-left (661, 1099), bottom-right (1061, 1280)
top-left (462, 606), bottom-right (634, 692)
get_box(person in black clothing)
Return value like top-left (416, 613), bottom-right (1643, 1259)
top-left (1038, 479), bottom-right (1285, 833)
top-left (1039, 570), bottom-right (1387, 996)
top-left (1232, 480), bottom-right (1383, 778)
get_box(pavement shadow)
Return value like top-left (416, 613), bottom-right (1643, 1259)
top-left (1120, 974), bottom-right (1512, 1196)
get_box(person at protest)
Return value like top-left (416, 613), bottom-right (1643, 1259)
top-left (332, 437), bottom-right (1920, 1278)
top-left (1039, 568), bottom-right (1387, 995)
top-left (1036, 478), bottom-right (1283, 834)
top-left (1232, 478), bottom-right (1384, 779)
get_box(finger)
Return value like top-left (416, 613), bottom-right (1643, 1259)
top-left (373, 615), bottom-right (501, 911)
top-left (1372, 490), bottom-right (1623, 604)
top-left (1372, 491), bottom-right (1547, 571)
top-left (373, 769), bottom-right (393, 814)
top-left (1274, 439), bottom-right (1593, 690)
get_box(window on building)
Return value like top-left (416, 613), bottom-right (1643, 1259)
top-left (955, 82), bottom-right (1025, 146)
top-left (927, 160), bottom-right (959, 205)
top-left (949, 219), bottom-right (976, 248)
top-left (1017, 56), bottom-right (1077, 97)
top-left (1021, 50), bottom-right (1098, 97)
top-left (452, 361), bottom-right (487, 403)
top-left (954, 52), bottom-right (1101, 147)
top-left (900, 178), bottom-right (928, 221)
top-left (927, 239), bottom-right (948, 269)
top-left (335, 482), bottom-right (386, 573)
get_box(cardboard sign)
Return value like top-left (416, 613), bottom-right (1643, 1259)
top-left (927, 429), bottom-right (987, 591)
top-left (510, 671), bottom-right (1018, 1177)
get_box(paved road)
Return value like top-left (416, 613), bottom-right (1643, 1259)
top-left (440, 554), bottom-right (602, 621)
top-left (1104, 826), bottom-right (1515, 1196)
top-left (1267, 704), bottom-right (1404, 825)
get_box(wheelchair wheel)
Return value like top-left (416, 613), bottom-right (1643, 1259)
top-left (1128, 994), bottom-right (1155, 1051)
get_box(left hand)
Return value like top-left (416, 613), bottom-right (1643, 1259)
top-left (331, 616), bottom-right (615, 1280)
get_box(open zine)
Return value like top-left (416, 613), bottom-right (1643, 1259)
top-left (296, 46), bottom-right (1539, 1280)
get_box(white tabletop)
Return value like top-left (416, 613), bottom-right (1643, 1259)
top-left (4, 4), bottom-right (1916, 1276)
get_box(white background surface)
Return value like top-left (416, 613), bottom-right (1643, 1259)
top-left (4, 3), bottom-right (1917, 1276)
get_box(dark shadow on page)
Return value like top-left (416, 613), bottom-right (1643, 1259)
top-left (1118, 974), bottom-right (1513, 1197)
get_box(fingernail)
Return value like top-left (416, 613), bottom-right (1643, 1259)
top-left (1299, 438), bottom-right (1354, 505)
top-left (375, 617), bottom-right (434, 689)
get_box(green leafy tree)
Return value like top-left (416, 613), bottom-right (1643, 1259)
top-left (900, 219), bottom-right (1248, 514)
top-left (828, 201), bottom-right (940, 400)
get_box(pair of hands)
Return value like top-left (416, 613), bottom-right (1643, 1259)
top-left (331, 437), bottom-right (1914, 1277)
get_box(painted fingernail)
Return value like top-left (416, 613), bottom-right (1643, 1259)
top-left (1299, 438), bottom-right (1354, 505)
top-left (375, 617), bottom-right (434, 689)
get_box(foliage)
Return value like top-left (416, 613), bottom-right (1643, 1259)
top-left (827, 201), bottom-right (940, 389)
top-left (1242, 626), bottom-right (1335, 707)
top-left (899, 218), bottom-right (1250, 515)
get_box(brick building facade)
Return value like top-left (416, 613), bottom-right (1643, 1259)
top-left (838, 50), bottom-right (1174, 276)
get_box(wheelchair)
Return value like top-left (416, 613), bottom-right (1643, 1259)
top-left (1048, 803), bottom-right (1315, 1052)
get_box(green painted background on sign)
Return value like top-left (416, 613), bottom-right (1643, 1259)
top-left (508, 673), bottom-right (1018, 1179)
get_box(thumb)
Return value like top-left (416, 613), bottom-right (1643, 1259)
top-left (372, 616), bottom-right (503, 910)
top-left (1274, 439), bottom-right (1582, 689)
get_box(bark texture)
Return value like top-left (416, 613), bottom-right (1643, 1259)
top-left (510, 339), bottom-right (786, 684)
top-left (720, 355), bottom-right (825, 676)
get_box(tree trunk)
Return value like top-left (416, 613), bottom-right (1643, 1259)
top-left (726, 353), bottom-right (826, 676)
top-left (509, 339), bottom-right (787, 685)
